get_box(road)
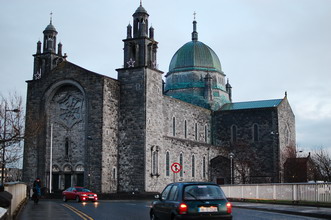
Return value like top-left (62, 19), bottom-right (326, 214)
top-left (18, 200), bottom-right (325, 220)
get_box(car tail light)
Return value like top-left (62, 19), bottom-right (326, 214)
top-left (178, 203), bottom-right (188, 214)
top-left (226, 202), bottom-right (232, 214)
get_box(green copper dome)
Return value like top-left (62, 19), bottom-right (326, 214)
top-left (168, 40), bottom-right (222, 73)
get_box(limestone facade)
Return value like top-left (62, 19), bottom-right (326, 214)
top-left (23, 4), bottom-right (296, 193)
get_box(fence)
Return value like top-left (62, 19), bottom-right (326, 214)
top-left (221, 183), bottom-right (331, 203)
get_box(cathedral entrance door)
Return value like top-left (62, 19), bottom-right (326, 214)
top-left (65, 174), bottom-right (71, 189)
top-left (77, 173), bottom-right (84, 187)
top-left (52, 174), bottom-right (59, 191)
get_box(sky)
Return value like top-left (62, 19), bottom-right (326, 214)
top-left (1, 0), bottom-right (330, 154)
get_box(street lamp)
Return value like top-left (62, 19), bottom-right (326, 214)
top-left (1, 104), bottom-right (20, 185)
top-left (229, 152), bottom-right (235, 185)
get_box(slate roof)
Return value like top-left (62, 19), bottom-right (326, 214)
top-left (220, 99), bottom-right (283, 111)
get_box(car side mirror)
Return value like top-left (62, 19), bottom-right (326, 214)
top-left (155, 194), bottom-right (162, 200)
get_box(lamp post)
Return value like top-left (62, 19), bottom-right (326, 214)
top-left (1, 104), bottom-right (20, 185)
top-left (229, 152), bottom-right (234, 185)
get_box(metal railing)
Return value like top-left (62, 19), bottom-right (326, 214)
top-left (221, 183), bottom-right (331, 203)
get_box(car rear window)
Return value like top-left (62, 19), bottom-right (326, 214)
top-left (184, 185), bottom-right (226, 200)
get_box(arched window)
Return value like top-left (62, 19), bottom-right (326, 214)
top-left (231, 125), bottom-right (237, 142)
top-left (180, 153), bottom-right (183, 177)
top-left (204, 125), bottom-right (208, 143)
top-left (153, 151), bottom-right (157, 174)
top-left (203, 156), bottom-right (206, 179)
top-left (192, 155), bottom-right (195, 178)
top-left (65, 137), bottom-right (69, 156)
top-left (113, 168), bottom-right (116, 180)
top-left (166, 152), bottom-right (170, 176)
top-left (184, 120), bottom-right (187, 139)
top-left (151, 146), bottom-right (159, 176)
top-left (285, 126), bottom-right (290, 146)
top-left (253, 124), bottom-right (259, 142)
top-left (172, 117), bottom-right (176, 136)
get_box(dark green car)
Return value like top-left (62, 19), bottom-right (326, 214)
top-left (150, 182), bottom-right (232, 220)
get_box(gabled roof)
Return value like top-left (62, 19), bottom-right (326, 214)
top-left (220, 99), bottom-right (283, 111)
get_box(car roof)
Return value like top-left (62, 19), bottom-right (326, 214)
top-left (171, 182), bottom-right (219, 186)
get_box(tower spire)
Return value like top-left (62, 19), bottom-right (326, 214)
top-left (192, 12), bottom-right (198, 41)
top-left (140, 0), bottom-right (142, 6)
top-left (50, 11), bottom-right (53, 24)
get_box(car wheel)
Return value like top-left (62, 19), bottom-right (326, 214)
top-left (150, 211), bottom-right (158, 220)
top-left (63, 195), bottom-right (67, 202)
top-left (76, 196), bottom-right (81, 203)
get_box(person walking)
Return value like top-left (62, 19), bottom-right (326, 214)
top-left (32, 178), bottom-right (41, 204)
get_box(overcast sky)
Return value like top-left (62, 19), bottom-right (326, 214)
top-left (1, 0), bottom-right (330, 154)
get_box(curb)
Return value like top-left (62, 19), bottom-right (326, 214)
top-left (232, 204), bottom-right (331, 219)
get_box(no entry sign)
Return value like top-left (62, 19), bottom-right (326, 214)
top-left (171, 162), bottom-right (182, 173)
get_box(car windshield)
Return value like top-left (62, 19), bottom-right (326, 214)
top-left (75, 188), bottom-right (91, 192)
top-left (184, 185), bottom-right (226, 200)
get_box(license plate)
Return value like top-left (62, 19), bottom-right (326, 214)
top-left (89, 196), bottom-right (94, 199)
top-left (198, 206), bottom-right (218, 212)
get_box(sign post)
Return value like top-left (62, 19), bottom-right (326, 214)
top-left (171, 162), bottom-right (182, 182)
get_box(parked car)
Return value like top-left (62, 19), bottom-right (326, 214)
top-left (150, 182), bottom-right (232, 220)
top-left (62, 187), bottom-right (98, 202)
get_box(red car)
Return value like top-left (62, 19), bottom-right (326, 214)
top-left (62, 187), bottom-right (98, 202)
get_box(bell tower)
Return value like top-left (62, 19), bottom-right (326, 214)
top-left (33, 15), bottom-right (67, 80)
top-left (117, 3), bottom-right (163, 193)
top-left (123, 2), bottom-right (158, 69)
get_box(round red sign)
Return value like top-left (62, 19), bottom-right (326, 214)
top-left (171, 162), bottom-right (182, 173)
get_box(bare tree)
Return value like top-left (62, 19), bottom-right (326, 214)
top-left (311, 147), bottom-right (331, 182)
top-left (0, 93), bottom-right (25, 173)
top-left (232, 142), bottom-right (257, 184)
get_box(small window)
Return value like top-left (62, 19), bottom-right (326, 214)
top-left (285, 126), bottom-right (290, 146)
top-left (253, 124), bottom-right (259, 142)
top-left (113, 168), bottom-right (116, 180)
top-left (180, 153), bottom-right (183, 177)
top-left (231, 125), bottom-right (237, 142)
top-left (172, 117), bottom-right (176, 136)
top-left (184, 120), bottom-right (187, 139)
top-left (203, 156), bottom-right (206, 179)
top-left (152, 149), bottom-right (159, 176)
top-left (204, 125), bottom-right (208, 143)
top-left (192, 155), bottom-right (195, 178)
top-left (65, 137), bottom-right (69, 156)
top-left (195, 123), bottom-right (198, 141)
top-left (166, 152), bottom-right (170, 176)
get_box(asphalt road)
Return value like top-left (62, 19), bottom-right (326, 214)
top-left (18, 199), bottom-right (325, 220)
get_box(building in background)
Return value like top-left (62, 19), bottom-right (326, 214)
top-left (23, 3), bottom-right (296, 193)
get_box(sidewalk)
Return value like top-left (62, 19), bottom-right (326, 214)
top-left (232, 202), bottom-right (331, 219)
top-left (17, 199), bottom-right (73, 220)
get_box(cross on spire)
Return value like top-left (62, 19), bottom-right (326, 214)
top-left (193, 11), bottom-right (196, 21)
top-left (140, 0), bottom-right (142, 6)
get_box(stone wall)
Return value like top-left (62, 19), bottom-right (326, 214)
top-left (117, 67), bottom-right (147, 192)
top-left (277, 97), bottom-right (296, 181)
top-left (145, 94), bottom-right (225, 192)
top-left (213, 106), bottom-right (280, 183)
top-left (23, 61), bottom-right (118, 193)
top-left (101, 78), bottom-right (120, 193)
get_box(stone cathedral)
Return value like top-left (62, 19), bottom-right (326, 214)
top-left (23, 4), bottom-right (296, 194)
